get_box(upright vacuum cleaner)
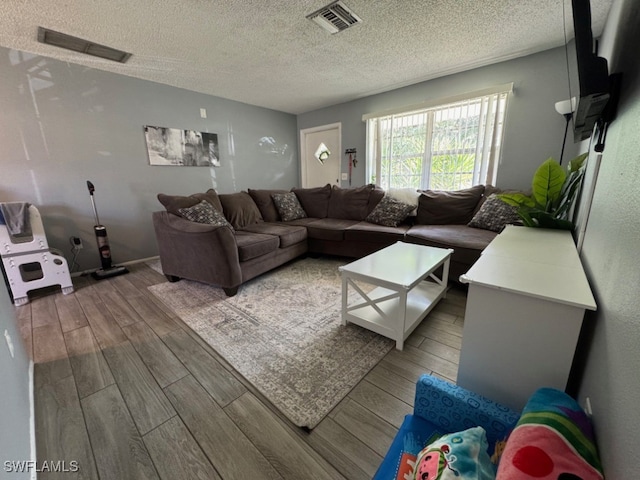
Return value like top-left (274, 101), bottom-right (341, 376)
top-left (86, 181), bottom-right (129, 280)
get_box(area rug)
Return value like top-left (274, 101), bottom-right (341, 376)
top-left (147, 257), bottom-right (393, 429)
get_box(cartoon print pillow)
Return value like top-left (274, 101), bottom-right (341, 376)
top-left (394, 432), bottom-right (440, 480)
top-left (413, 426), bottom-right (496, 480)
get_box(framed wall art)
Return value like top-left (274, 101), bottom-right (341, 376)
top-left (144, 125), bottom-right (220, 166)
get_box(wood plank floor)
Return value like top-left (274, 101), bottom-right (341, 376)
top-left (17, 260), bottom-right (466, 480)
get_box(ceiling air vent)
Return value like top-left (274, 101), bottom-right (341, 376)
top-left (307, 1), bottom-right (362, 34)
top-left (37, 27), bottom-right (132, 63)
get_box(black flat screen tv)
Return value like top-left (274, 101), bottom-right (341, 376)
top-left (567, 0), bottom-right (610, 142)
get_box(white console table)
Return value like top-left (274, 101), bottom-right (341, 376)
top-left (457, 225), bottom-right (596, 411)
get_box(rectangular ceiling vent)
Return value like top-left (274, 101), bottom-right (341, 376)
top-left (37, 27), bottom-right (132, 63)
top-left (307, 1), bottom-right (362, 34)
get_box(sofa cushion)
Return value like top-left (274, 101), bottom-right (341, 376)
top-left (292, 184), bottom-right (332, 218)
top-left (414, 427), bottom-right (495, 480)
top-left (218, 192), bottom-right (263, 229)
top-left (248, 188), bottom-right (288, 222)
top-left (157, 189), bottom-right (223, 215)
top-left (239, 223), bottom-right (307, 248)
top-left (406, 225), bottom-right (497, 266)
top-left (345, 221), bottom-right (409, 244)
top-left (365, 195), bottom-right (415, 227)
top-left (416, 185), bottom-right (485, 225)
top-left (327, 184), bottom-right (375, 220)
top-left (305, 218), bottom-right (360, 241)
top-left (280, 217), bottom-right (323, 227)
top-left (407, 224), bottom-right (496, 251)
top-left (468, 194), bottom-right (521, 233)
top-left (177, 200), bottom-right (233, 230)
top-left (271, 192), bottom-right (307, 222)
top-left (483, 185), bottom-right (502, 199)
top-left (234, 231), bottom-right (279, 261)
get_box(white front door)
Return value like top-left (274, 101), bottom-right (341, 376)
top-left (300, 123), bottom-right (341, 188)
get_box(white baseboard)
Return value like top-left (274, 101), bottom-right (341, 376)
top-left (70, 256), bottom-right (160, 278)
top-left (29, 360), bottom-right (36, 480)
top-left (119, 256), bottom-right (160, 267)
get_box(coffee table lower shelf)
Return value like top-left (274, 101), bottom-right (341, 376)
top-left (342, 280), bottom-right (446, 350)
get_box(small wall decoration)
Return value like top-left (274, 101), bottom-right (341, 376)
top-left (144, 125), bottom-right (220, 166)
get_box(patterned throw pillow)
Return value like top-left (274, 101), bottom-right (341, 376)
top-left (365, 195), bottom-right (415, 227)
top-left (413, 427), bottom-right (496, 480)
top-left (178, 200), bottom-right (234, 230)
top-left (271, 192), bottom-right (307, 222)
top-left (468, 194), bottom-right (521, 233)
top-left (387, 187), bottom-right (420, 216)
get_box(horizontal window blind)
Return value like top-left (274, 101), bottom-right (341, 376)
top-left (365, 85), bottom-right (511, 191)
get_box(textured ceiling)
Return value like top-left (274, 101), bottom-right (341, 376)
top-left (0, 0), bottom-right (613, 114)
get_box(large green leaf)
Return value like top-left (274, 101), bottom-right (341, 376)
top-left (532, 158), bottom-right (566, 207)
top-left (498, 192), bottom-right (535, 208)
top-left (556, 169), bottom-right (585, 219)
top-left (516, 206), bottom-right (538, 227)
top-left (494, 153), bottom-right (587, 231)
top-left (529, 210), bottom-right (574, 230)
top-left (569, 152), bottom-right (588, 173)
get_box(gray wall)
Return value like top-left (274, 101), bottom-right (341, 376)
top-left (0, 285), bottom-right (32, 478)
top-left (297, 46), bottom-right (580, 191)
top-left (0, 47), bottom-right (298, 272)
top-left (575, 0), bottom-right (640, 474)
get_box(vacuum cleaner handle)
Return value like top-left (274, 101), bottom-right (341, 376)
top-left (86, 180), bottom-right (100, 226)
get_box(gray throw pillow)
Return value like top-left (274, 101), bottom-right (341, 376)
top-left (271, 192), bottom-right (307, 222)
top-left (365, 195), bottom-right (415, 227)
top-left (178, 200), bottom-right (234, 230)
top-left (468, 194), bottom-right (521, 232)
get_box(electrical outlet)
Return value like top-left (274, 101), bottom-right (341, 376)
top-left (71, 236), bottom-right (83, 250)
top-left (341, 173), bottom-right (348, 180)
top-left (584, 397), bottom-right (593, 417)
top-left (4, 330), bottom-right (15, 358)
top-left (200, 108), bottom-right (207, 118)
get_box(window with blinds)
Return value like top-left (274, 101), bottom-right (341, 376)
top-left (364, 85), bottom-right (511, 191)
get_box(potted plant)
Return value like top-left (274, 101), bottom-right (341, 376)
top-left (498, 153), bottom-right (588, 230)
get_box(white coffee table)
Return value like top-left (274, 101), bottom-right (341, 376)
top-left (339, 241), bottom-right (453, 350)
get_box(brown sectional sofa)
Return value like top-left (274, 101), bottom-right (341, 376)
top-left (152, 184), bottom-right (502, 296)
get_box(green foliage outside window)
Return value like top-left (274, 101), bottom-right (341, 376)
top-left (379, 115), bottom-right (480, 191)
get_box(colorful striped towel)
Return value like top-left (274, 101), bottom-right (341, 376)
top-left (496, 387), bottom-right (603, 480)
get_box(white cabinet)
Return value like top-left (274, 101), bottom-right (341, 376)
top-left (457, 226), bottom-right (596, 411)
